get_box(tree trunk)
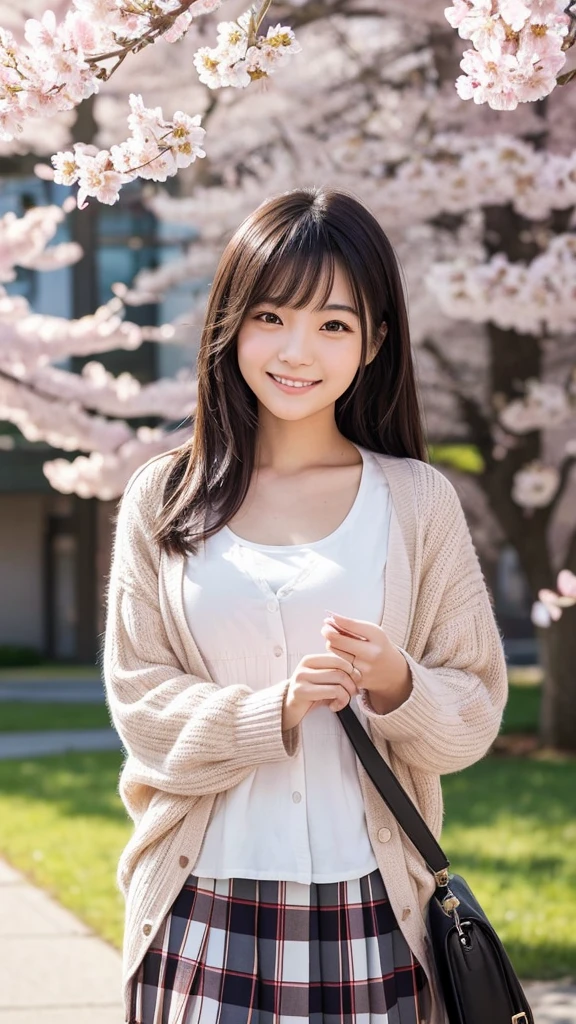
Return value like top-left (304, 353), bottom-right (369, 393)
top-left (477, 203), bottom-right (576, 751)
top-left (538, 611), bottom-right (576, 751)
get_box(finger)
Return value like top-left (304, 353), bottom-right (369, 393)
top-left (324, 641), bottom-right (363, 679)
top-left (323, 612), bottom-right (376, 640)
top-left (303, 652), bottom-right (361, 675)
top-left (327, 701), bottom-right (349, 712)
top-left (328, 691), bottom-right (353, 712)
top-left (321, 625), bottom-right (373, 663)
top-left (303, 671), bottom-right (358, 697)
top-left (305, 683), bottom-right (354, 710)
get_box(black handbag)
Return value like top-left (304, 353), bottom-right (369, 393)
top-left (337, 704), bottom-right (534, 1024)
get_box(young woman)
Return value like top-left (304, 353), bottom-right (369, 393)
top-left (104, 186), bottom-right (508, 1024)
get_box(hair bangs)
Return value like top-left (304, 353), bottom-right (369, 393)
top-left (247, 230), bottom-right (337, 313)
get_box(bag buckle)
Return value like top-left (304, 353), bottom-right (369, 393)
top-left (453, 908), bottom-right (471, 948)
top-left (511, 1014), bottom-right (529, 1024)
top-left (442, 890), bottom-right (460, 914)
top-left (434, 868), bottom-right (461, 915)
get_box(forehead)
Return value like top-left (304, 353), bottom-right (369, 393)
top-left (248, 246), bottom-right (358, 313)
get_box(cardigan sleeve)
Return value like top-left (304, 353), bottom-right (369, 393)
top-left (102, 460), bottom-right (300, 799)
top-left (358, 476), bottom-right (508, 775)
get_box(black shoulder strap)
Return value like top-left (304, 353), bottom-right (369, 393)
top-left (337, 705), bottom-right (450, 876)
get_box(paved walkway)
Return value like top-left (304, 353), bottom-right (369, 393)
top-left (0, 679), bottom-right (105, 703)
top-left (0, 728), bottom-right (122, 759)
top-left (524, 982), bottom-right (576, 1024)
top-left (0, 858), bottom-right (124, 1023)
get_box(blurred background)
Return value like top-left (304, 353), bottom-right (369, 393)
top-left (0, 0), bottom-right (574, 1020)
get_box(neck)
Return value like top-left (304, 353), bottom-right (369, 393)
top-left (255, 405), bottom-right (360, 474)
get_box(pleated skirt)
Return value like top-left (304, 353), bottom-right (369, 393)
top-left (129, 869), bottom-right (430, 1024)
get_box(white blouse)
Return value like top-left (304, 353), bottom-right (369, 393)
top-left (182, 444), bottom-right (392, 883)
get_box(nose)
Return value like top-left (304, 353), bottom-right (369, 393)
top-left (278, 327), bottom-right (314, 366)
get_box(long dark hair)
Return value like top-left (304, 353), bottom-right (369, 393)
top-left (155, 186), bottom-right (427, 555)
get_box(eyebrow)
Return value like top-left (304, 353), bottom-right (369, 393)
top-left (321, 303), bottom-right (359, 316)
top-left (255, 298), bottom-right (359, 317)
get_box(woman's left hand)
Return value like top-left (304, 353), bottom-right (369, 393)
top-left (320, 611), bottom-right (413, 715)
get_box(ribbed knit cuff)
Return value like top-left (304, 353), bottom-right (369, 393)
top-left (235, 680), bottom-right (300, 763)
top-left (358, 648), bottom-right (453, 741)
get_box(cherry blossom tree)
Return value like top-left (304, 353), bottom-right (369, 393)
top-left (1, 0), bottom-right (576, 748)
top-left (1, 0), bottom-right (576, 206)
top-left (0, 197), bottom-right (197, 496)
top-left (0, 0), bottom-right (302, 205)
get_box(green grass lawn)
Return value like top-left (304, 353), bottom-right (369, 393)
top-left (0, 747), bottom-right (573, 978)
top-left (501, 681), bottom-right (542, 734)
top-left (0, 664), bottom-right (101, 680)
top-left (0, 673), bottom-right (573, 979)
top-left (0, 681), bottom-right (539, 735)
top-left (442, 755), bottom-right (576, 978)
top-left (0, 702), bottom-right (112, 732)
top-left (0, 751), bottom-right (127, 950)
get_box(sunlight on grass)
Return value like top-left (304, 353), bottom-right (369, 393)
top-left (0, 747), bottom-right (574, 979)
top-left (442, 756), bottom-right (576, 978)
top-left (0, 751), bottom-right (128, 949)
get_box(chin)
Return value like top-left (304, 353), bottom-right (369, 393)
top-left (259, 396), bottom-right (338, 423)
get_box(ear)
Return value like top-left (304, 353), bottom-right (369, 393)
top-left (366, 321), bottom-right (388, 365)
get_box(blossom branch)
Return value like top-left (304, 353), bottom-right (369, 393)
top-left (84, 0), bottom-right (204, 76)
top-left (445, 0), bottom-right (575, 110)
top-left (1, 0), bottom-right (302, 205)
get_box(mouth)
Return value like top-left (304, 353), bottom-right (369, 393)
top-left (266, 372), bottom-right (322, 392)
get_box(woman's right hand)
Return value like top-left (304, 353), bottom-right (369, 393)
top-left (282, 652), bottom-right (361, 732)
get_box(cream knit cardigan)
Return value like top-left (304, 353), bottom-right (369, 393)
top-left (103, 448), bottom-right (508, 1024)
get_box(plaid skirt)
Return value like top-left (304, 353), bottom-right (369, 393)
top-left (129, 869), bottom-right (430, 1024)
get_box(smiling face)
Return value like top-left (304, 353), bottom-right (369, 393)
top-left (237, 259), bottom-right (381, 425)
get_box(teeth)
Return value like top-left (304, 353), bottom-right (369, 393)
top-left (271, 375), bottom-right (317, 388)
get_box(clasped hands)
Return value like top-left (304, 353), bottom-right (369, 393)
top-left (282, 611), bottom-right (413, 732)
top-left (321, 611), bottom-right (412, 715)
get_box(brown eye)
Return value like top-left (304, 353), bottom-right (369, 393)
top-left (322, 321), bottom-right (349, 332)
top-left (255, 312), bottom-right (281, 324)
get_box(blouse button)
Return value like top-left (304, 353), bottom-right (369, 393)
top-left (267, 599), bottom-right (278, 612)
top-left (273, 645), bottom-right (283, 657)
top-left (142, 922), bottom-right (153, 935)
top-left (179, 855), bottom-right (189, 868)
top-left (378, 827), bottom-right (392, 843)
top-left (292, 791), bottom-right (302, 804)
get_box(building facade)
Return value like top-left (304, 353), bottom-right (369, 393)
top-left (0, 175), bottom-right (197, 663)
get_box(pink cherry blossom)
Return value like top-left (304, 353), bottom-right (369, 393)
top-left (0, 2), bottom-right (302, 205)
top-left (537, 588), bottom-right (565, 619)
top-left (499, 0), bottom-right (532, 31)
top-left (532, 572), bottom-right (576, 627)
top-left (193, 14), bottom-right (302, 90)
top-left (445, 0), bottom-right (476, 27)
top-left (511, 461), bottom-right (561, 508)
top-left (51, 150), bottom-right (80, 186)
top-left (445, 0), bottom-right (573, 109)
top-left (162, 11), bottom-right (193, 43)
top-left (76, 151), bottom-right (125, 209)
top-left (558, 570), bottom-right (576, 598)
top-left (23, 10), bottom-right (59, 51)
